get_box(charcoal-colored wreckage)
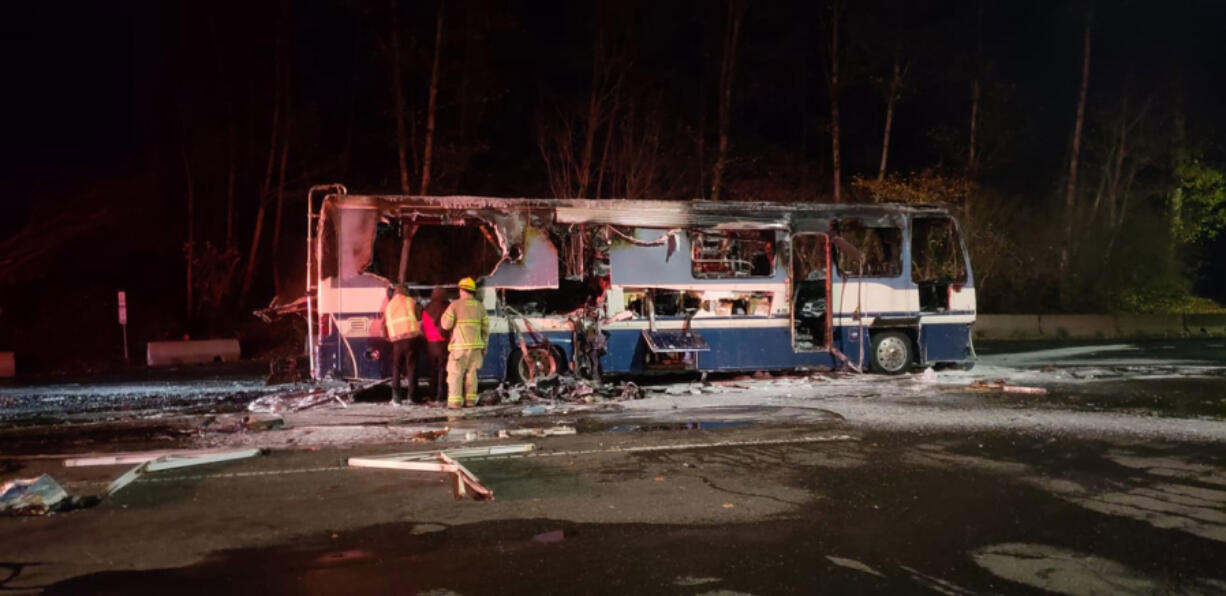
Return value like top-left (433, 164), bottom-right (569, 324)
top-left (271, 185), bottom-right (976, 391)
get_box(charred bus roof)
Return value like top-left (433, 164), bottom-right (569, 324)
top-left (324, 193), bottom-right (956, 229)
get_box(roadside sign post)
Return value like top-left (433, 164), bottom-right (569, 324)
top-left (118, 290), bottom-right (129, 363)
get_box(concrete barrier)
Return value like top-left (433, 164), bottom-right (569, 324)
top-left (1038, 314), bottom-right (1119, 339)
top-left (1116, 314), bottom-right (1187, 338)
top-left (147, 339), bottom-right (241, 367)
top-left (974, 314), bottom-right (1226, 340)
top-left (1184, 314), bottom-right (1226, 337)
top-left (0, 352), bottom-right (13, 378)
top-left (972, 315), bottom-right (1042, 340)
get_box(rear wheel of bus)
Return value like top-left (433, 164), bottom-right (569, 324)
top-left (869, 330), bottom-right (913, 375)
top-left (508, 346), bottom-right (559, 384)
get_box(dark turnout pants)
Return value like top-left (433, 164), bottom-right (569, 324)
top-left (391, 338), bottom-right (419, 401)
top-left (426, 341), bottom-right (448, 402)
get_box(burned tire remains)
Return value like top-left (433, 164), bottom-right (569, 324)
top-left (508, 347), bottom-right (559, 384)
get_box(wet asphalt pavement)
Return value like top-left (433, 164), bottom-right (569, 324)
top-left (2, 340), bottom-right (1225, 594)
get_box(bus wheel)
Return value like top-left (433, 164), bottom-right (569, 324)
top-left (869, 331), bottom-right (913, 375)
top-left (509, 347), bottom-right (558, 384)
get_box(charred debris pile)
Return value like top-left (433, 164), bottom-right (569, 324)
top-left (478, 374), bottom-right (645, 406)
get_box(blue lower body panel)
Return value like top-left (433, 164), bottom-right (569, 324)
top-left (919, 323), bottom-right (973, 364)
top-left (599, 325), bottom-right (838, 374)
top-left (317, 321), bottom-right (972, 381)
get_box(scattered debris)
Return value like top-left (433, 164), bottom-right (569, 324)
top-left (143, 448), bottom-right (263, 472)
top-left (1, 475), bottom-right (70, 516)
top-left (410, 523), bottom-right (448, 535)
top-left (65, 447), bottom-right (260, 468)
top-left (481, 375), bottom-right (645, 406)
top-left (100, 448), bottom-right (265, 496)
top-left (673, 576), bottom-right (721, 587)
top-left (374, 444), bottom-right (535, 460)
top-left (266, 356), bottom-right (310, 385)
top-left (347, 443), bottom-right (535, 501)
top-left (199, 413), bottom-right (285, 433)
top-left (506, 425), bottom-right (576, 438)
top-left (247, 385), bottom-right (355, 413)
top-left (970, 380), bottom-right (1048, 395)
top-left (442, 453), bottom-right (494, 500)
top-left (411, 427), bottom-right (451, 442)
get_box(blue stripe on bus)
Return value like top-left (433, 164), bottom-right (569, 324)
top-left (318, 318), bottom-right (973, 380)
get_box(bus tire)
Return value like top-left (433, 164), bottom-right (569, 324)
top-left (508, 346), bottom-right (559, 384)
top-left (869, 331), bottom-right (913, 375)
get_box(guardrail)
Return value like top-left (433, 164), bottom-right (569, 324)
top-left (146, 339), bottom-right (241, 366)
top-left (973, 314), bottom-right (1226, 340)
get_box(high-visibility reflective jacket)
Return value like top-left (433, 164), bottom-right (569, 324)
top-left (384, 294), bottom-right (421, 341)
top-left (440, 296), bottom-right (489, 350)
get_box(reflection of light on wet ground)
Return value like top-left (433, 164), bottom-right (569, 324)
top-left (0, 378), bottom-right (276, 422)
top-left (906, 442), bottom-right (1226, 545)
top-left (973, 543), bottom-right (1156, 595)
top-left (824, 556), bottom-right (884, 578)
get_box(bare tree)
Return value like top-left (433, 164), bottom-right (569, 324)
top-left (270, 119), bottom-right (291, 293)
top-left (710, 0), bottom-right (744, 201)
top-left (876, 42), bottom-right (909, 182)
top-left (209, 16), bottom-right (239, 253)
top-left (968, 0), bottom-right (983, 175)
top-left (695, 69), bottom-right (707, 198)
top-left (241, 15), bottom-right (289, 305)
top-left (537, 25), bottom-right (626, 198)
top-left (389, 0), bottom-right (411, 194)
top-left (1087, 85), bottom-right (1152, 261)
top-left (180, 133), bottom-right (195, 317)
top-left (1060, 2), bottom-right (1093, 274)
top-left (0, 207), bottom-right (109, 285)
top-left (419, 1), bottom-right (444, 195)
top-left (823, 0), bottom-right (845, 202)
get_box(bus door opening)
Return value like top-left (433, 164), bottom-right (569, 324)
top-left (791, 233), bottom-right (831, 352)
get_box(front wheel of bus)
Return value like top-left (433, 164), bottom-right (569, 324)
top-left (869, 331), bottom-right (913, 375)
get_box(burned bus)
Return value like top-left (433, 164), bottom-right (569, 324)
top-left (304, 185), bottom-right (976, 383)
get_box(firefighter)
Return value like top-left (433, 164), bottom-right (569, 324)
top-left (382, 283), bottom-right (422, 405)
top-left (439, 277), bottom-right (489, 409)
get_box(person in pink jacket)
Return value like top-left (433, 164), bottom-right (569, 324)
top-left (420, 287), bottom-right (452, 404)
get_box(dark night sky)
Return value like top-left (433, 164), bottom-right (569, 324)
top-left (5, 1), bottom-right (1225, 199)
top-left (2, 0), bottom-right (1224, 315)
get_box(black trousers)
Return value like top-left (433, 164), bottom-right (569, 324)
top-left (391, 338), bottom-right (418, 400)
top-left (426, 341), bottom-right (449, 402)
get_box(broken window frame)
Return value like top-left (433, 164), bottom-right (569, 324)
top-left (689, 229), bottom-right (777, 280)
top-left (910, 215), bottom-right (968, 285)
top-left (832, 220), bottom-right (903, 278)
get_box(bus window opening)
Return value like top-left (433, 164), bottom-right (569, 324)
top-left (834, 220), bottom-right (902, 277)
top-left (691, 230), bottom-right (776, 279)
top-left (912, 216), bottom-right (967, 312)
